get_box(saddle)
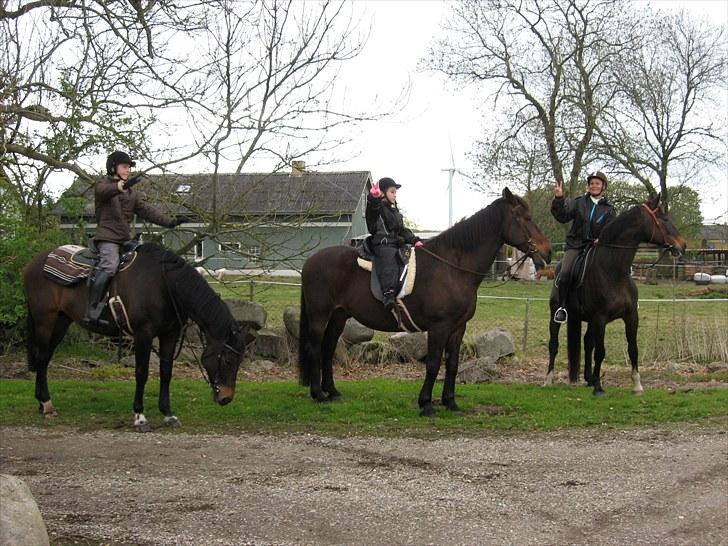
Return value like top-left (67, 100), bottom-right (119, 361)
top-left (355, 238), bottom-right (421, 332)
top-left (42, 240), bottom-right (141, 286)
top-left (555, 244), bottom-right (597, 290)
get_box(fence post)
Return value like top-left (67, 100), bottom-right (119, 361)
top-left (522, 298), bottom-right (530, 355)
top-left (249, 280), bottom-right (255, 302)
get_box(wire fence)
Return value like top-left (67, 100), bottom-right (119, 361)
top-left (208, 267), bottom-right (728, 365)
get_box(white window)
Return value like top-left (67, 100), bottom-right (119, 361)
top-left (176, 183), bottom-right (191, 194)
top-left (248, 245), bottom-right (261, 263)
top-left (217, 242), bottom-right (242, 252)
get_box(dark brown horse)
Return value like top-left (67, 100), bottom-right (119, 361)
top-left (298, 188), bottom-right (552, 416)
top-left (544, 194), bottom-right (686, 395)
top-left (24, 243), bottom-right (251, 431)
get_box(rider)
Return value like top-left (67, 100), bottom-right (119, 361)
top-left (84, 151), bottom-right (189, 326)
top-left (551, 171), bottom-right (615, 323)
top-left (366, 177), bottom-right (423, 311)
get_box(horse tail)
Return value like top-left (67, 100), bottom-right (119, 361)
top-left (297, 290), bottom-right (311, 386)
top-left (26, 305), bottom-right (39, 372)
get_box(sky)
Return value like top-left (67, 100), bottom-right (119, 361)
top-left (325, 0), bottom-right (728, 231)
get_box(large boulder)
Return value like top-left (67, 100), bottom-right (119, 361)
top-left (473, 328), bottom-right (515, 360)
top-left (0, 474), bottom-right (49, 546)
top-left (251, 329), bottom-right (288, 362)
top-left (457, 357), bottom-right (500, 384)
top-left (341, 319), bottom-right (374, 345)
top-left (226, 299), bottom-right (267, 331)
top-left (348, 341), bottom-right (386, 365)
top-left (389, 332), bottom-right (428, 361)
top-left (283, 307), bottom-right (300, 339)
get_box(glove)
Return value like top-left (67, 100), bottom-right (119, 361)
top-left (369, 180), bottom-right (382, 198)
top-left (414, 241), bottom-right (423, 248)
top-left (171, 215), bottom-right (191, 227)
top-left (124, 175), bottom-right (143, 190)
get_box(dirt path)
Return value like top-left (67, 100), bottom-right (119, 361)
top-left (1, 425), bottom-right (726, 546)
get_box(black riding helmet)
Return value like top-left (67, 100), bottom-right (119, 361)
top-left (106, 151), bottom-right (136, 175)
top-left (378, 177), bottom-right (402, 193)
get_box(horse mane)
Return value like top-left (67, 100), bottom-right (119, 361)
top-left (593, 204), bottom-right (643, 245)
top-left (137, 244), bottom-right (233, 335)
top-left (427, 197), bottom-right (509, 252)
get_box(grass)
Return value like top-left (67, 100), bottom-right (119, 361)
top-left (1, 377), bottom-right (725, 437)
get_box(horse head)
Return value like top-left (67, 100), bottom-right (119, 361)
top-left (642, 193), bottom-right (687, 257)
top-left (501, 188), bottom-right (552, 266)
top-left (201, 325), bottom-right (254, 405)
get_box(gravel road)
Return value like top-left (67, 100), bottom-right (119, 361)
top-left (1, 424), bottom-right (726, 546)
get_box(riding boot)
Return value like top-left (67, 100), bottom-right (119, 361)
top-left (382, 289), bottom-right (397, 311)
top-left (83, 270), bottom-right (113, 326)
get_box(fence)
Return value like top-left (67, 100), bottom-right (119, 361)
top-left (209, 274), bottom-right (728, 365)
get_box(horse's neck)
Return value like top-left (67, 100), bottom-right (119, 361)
top-left (171, 270), bottom-right (230, 341)
top-left (595, 219), bottom-right (643, 276)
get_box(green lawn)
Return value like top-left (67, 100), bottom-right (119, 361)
top-left (1, 377), bottom-right (725, 436)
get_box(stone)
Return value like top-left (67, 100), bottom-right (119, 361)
top-left (342, 318), bottom-right (374, 345)
top-left (251, 329), bottom-right (288, 361)
top-left (348, 341), bottom-right (385, 365)
top-left (226, 299), bottom-right (267, 331)
top-left (457, 357), bottom-right (500, 384)
top-left (0, 474), bottom-right (49, 546)
top-left (389, 331), bottom-right (428, 361)
top-left (474, 328), bottom-right (515, 359)
top-left (283, 307), bottom-right (300, 339)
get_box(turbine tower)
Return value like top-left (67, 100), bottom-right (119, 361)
top-left (441, 139), bottom-right (472, 227)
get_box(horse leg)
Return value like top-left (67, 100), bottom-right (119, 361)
top-left (441, 325), bottom-right (466, 412)
top-left (320, 309), bottom-right (347, 401)
top-left (624, 310), bottom-right (643, 394)
top-left (132, 335), bottom-right (153, 432)
top-left (29, 312), bottom-right (71, 417)
top-left (418, 327), bottom-right (447, 417)
top-left (544, 314), bottom-right (561, 386)
top-left (157, 332), bottom-right (182, 427)
top-left (590, 319), bottom-right (607, 396)
top-left (583, 323), bottom-right (595, 386)
top-left (566, 313), bottom-right (582, 384)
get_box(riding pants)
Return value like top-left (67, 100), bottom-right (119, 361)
top-left (556, 248), bottom-right (579, 306)
top-left (97, 241), bottom-right (121, 275)
top-left (373, 244), bottom-right (400, 297)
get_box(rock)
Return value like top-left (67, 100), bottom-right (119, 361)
top-left (706, 361), bottom-right (728, 373)
top-left (389, 332), bottom-right (428, 361)
top-left (121, 352), bottom-right (159, 369)
top-left (226, 299), bottom-right (267, 331)
top-left (473, 328), bottom-right (515, 359)
top-left (457, 357), bottom-right (499, 384)
top-left (0, 474), bottom-right (49, 546)
top-left (348, 341), bottom-right (385, 365)
top-left (251, 329), bottom-right (288, 361)
top-left (243, 359), bottom-right (277, 372)
top-left (342, 319), bottom-right (374, 345)
top-left (283, 307), bottom-right (299, 339)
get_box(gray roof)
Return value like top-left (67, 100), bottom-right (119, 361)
top-left (700, 224), bottom-right (728, 242)
top-left (56, 170), bottom-right (372, 218)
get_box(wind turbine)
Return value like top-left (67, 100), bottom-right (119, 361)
top-left (441, 139), bottom-right (472, 227)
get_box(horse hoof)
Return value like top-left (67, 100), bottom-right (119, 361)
top-left (327, 393), bottom-right (341, 402)
top-left (43, 411), bottom-right (58, 419)
top-left (592, 389), bottom-right (605, 397)
top-left (135, 422), bottom-right (152, 433)
top-left (164, 416), bottom-right (182, 427)
top-left (419, 406), bottom-right (436, 418)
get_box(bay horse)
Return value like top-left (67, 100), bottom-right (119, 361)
top-left (544, 193), bottom-right (686, 395)
top-left (298, 188), bottom-right (552, 416)
top-left (23, 243), bottom-right (252, 431)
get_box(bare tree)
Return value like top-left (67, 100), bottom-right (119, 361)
top-left (424, 0), bottom-right (641, 197)
top-left (595, 9), bottom-right (727, 212)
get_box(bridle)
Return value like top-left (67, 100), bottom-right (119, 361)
top-left (194, 327), bottom-right (243, 394)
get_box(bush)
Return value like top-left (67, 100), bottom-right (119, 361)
top-left (0, 217), bottom-right (68, 351)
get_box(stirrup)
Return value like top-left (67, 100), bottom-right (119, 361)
top-left (553, 307), bottom-right (568, 324)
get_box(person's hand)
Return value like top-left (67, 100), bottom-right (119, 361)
top-left (369, 180), bottom-right (382, 198)
top-left (414, 241), bottom-right (424, 248)
top-left (117, 180), bottom-right (125, 192)
top-left (171, 215), bottom-right (191, 227)
top-left (554, 180), bottom-right (564, 197)
top-left (124, 175), bottom-right (143, 190)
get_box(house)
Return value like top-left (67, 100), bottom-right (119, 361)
top-left (55, 162), bottom-right (373, 272)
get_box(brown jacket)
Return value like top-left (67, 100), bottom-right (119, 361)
top-left (93, 175), bottom-right (176, 243)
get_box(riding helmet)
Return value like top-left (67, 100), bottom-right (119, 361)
top-left (106, 151), bottom-right (136, 175)
top-left (378, 177), bottom-right (402, 192)
top-left (587, 171), bottom-right (608, 188)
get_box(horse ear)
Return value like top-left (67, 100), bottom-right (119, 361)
top-left (647, 192), bottom-right (660, 209)
top-left (502, 187), bottom-right (514, 202)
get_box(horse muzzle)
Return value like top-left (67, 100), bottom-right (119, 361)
top-left (215, 385), bottom-right (235, 405)
top-left (668, 236), bottom-right (687, 257)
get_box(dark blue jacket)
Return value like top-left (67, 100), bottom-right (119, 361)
top-left (551, 193), bottom-right (615, 250)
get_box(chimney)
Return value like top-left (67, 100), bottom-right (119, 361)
top-left (291, 160), bottom-right (305, 177)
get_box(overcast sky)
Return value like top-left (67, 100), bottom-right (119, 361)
top-left (326, 0), bottom-right (728, 230)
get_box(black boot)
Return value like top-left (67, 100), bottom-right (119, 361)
top-left (382, 289), bottom-right (397, 311)
top-left (83, 270), bottom-right (113, 326)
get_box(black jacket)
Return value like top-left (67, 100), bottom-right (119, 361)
top-left (365, 194), bottom-right (420, 247)
top-left (551, 193), bottom-right (615, 250)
